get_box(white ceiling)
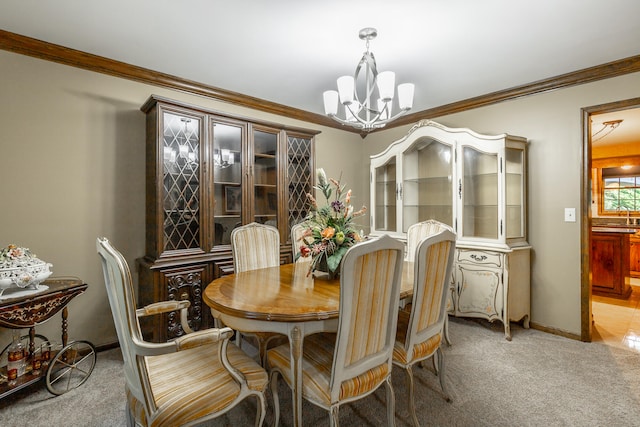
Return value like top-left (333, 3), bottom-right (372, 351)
top-left (1, 0), bottom-right (640, 135)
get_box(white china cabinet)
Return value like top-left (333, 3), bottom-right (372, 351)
top-left (370, 120), bottom-right (530, 339)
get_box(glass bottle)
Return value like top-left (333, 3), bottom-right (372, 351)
top-left (7, 331), bottom-right (26, 380)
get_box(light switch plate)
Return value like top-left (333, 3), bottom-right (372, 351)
top-left (564, 207), bottom-right (576, 222)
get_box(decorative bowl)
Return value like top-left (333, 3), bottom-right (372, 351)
top-left (0, 245), bottom-right (52, 296)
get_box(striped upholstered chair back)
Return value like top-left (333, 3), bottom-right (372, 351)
top-left (231, 222), bottom-right (280, 273)
top-left (405, 219), bottom-right (455, 262)
top-left (230, 222), bottom-right (283, 366)
top-left (403, 229), bottom-right (456, 359)
top-left (330, 234), bottom-right (404, 403)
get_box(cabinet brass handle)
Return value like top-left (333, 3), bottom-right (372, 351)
top-left (470, 254), bottom-right (487, 261)
top-left (180, 292), bottom-right (189, 301)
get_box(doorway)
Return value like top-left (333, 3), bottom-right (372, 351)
top-left (582, 97), bottom-right (640, 351)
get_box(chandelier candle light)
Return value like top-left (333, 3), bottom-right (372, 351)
top-left (323, 27), bottom-right (415, 131)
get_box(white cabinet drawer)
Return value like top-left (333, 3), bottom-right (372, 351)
top-left (456, 249), bottom-right (502, 267)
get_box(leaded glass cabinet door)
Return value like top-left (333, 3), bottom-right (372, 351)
top-left (161, 110), bottom-right (204, 254)
top-left (287, 133), bottom-right (314, 230)
top-left (401, 137), bottom-right (454, 232)
top-left (252, 127), bottom-right (279, 228)
top-left (460, 144), bottom-right (499, 241)
top-left (212, 119), bottom-right (245, 246)
top-left (374, 157), bottom-right (397, 233)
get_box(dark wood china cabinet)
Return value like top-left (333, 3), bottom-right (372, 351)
top-left (137, 95), bottom-right (317, 341)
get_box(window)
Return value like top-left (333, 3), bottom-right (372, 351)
top-left (602, 175), bottom-right (640, 213)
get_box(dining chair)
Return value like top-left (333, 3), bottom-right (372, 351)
top-left (405, 219), bottom-right (455, 346)
top-left (393, 228), bottom-right (456, 427)
top-left (230, 222), bottom-right (284, 365)
top-left (268, 234), bottom-right (405, 427)
top-left (97, 237), bottom-right (268, 427)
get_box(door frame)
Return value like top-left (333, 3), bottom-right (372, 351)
top-left (581, 97), bottom-right (640, 341)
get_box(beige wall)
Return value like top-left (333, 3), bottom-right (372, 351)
top-left (0, 50), bottom-right (361, 347)
top-left (3, 46), bottom-right (640, 345)
top-left (367, 71), bottom-right (640, 335)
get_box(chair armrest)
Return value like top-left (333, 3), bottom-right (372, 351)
top-left (137, 300), bottom-right (191, 317)
top-left (174, 327), bottom-right (234, 350)
top-left (136, 300), bottom-right (194, 334)
top-left (130, 327), bottom-right (234, 357)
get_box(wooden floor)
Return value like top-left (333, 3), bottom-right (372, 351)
top-left (592, 279), bottom-right (640, 353)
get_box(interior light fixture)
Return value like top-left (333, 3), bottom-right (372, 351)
top-left (323, 27), bottom-right (415, 132)
top-left (592, 119), bottom-right (623, 142)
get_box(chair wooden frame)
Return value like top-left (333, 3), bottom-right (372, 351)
top-left (268, 234), bottom-right (405, 427)
top-left (97, 237), bottom-right (267, 427)
top-left (393, 228), bottom-right (456, 427)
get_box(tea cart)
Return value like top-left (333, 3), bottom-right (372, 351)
top-left (0, 277), bottom-right (96, 398)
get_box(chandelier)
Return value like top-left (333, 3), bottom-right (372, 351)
top-left (323, 27), bottom-right (415, 132)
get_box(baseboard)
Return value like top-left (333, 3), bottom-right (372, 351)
top-left (95, 341), bottom-right (120, 352)
top-left (530, 322), bottom-right (582, 341)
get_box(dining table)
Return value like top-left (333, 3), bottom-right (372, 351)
top-left (203, 261), bottom-right (415, 427)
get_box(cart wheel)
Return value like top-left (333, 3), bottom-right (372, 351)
top-left (0, 334), bottom-right (51, 366)
top-left (45, 340), bottom-right (96, 395)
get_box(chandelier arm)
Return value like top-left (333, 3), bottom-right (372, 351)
top-left (327, 113), bottom-right (366, 130)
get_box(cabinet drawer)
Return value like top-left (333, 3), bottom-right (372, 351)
top-left (456, 249), bottom-right (502, 267)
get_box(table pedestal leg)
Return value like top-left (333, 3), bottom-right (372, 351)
top-left (289, 325), bottom-right (303, 427)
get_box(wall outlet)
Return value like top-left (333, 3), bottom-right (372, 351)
top-left (564, 207), bottom-right (576, 222)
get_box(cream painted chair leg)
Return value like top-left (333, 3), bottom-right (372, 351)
top-left (236, 331), bottom-right (243, 348)
top-left (329, 405), bottom-right (340, 427)
top-left (436, 347), bottom-right (451, 402)
top-left (404, 366), bottom-right (419, 427)
top-left (269, 370), bottom-right (281, 427)
top-left (385, 375), bottom-right (397, 427)
top-left (125, 401), bottom-right (136, 427)
top-left (444, 315), bottom-right (452, 346)
top-left (255, 393), bottom-right (266, 427)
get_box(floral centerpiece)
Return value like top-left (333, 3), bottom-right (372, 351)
top-left (0, 244), bottom-right (52, 296)
top-left (296, 169), bottom-right (367, 278)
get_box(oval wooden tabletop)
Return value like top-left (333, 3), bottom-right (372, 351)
top-left (204, 262), bottom-right (415, 323)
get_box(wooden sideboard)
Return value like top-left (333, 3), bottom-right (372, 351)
top-left (630, 233), bottom-right (640, 278)
top-left (591, 228), bottom-right (633, 298)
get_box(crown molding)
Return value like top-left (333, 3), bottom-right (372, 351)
top-left (2, 29), bottom-right (640, 136)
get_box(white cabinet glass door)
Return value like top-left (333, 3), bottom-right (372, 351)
top-left (505, 147), bottom-right (525, 239)
top-left (402, 137), bottom-right (453, 232)
top-left (461, 146), bottom-right (498, 240)
top-left (374, 159), bottom-right (397, 232)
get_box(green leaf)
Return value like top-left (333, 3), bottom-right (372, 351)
top-left (327, 246), bottom-right (349, 272)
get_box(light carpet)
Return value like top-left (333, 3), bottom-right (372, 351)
top-left (1, 317), bottom-right (639, 426)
